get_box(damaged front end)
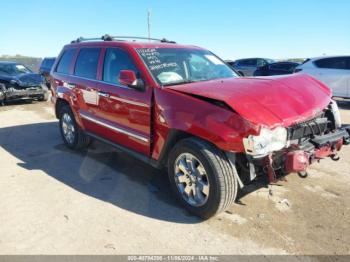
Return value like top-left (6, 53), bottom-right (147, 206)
top-left (0, 81), bottom-right (47, 103)
top-left (241, 100), bottom-right (350, 183)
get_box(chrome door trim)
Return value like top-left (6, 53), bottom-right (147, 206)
top-left (79, 111), bottom-right (149, 143)
top-left (109, 95), bottom-right (149, 108)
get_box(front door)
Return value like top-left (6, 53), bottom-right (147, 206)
top-left (94, 47), bottom-right (152, 155)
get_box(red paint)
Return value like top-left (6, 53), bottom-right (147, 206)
top-left (314, 139), bottom-right (343, 159)
top-left (166, 74), bottom-right (331, 128)
top-left (285, 151), bottom-right (310, 173)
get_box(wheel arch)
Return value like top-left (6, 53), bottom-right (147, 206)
top-left (156, 129), bottom-right (227, 169)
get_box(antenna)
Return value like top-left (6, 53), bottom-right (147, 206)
top-left (147, 9), bottom-right (151, 41)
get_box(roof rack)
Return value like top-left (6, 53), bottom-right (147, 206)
top-left (70, 34), bottom-right (176, 44)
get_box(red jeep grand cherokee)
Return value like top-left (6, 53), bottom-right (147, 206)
top-left (51, 35), bottom-right (350, 218)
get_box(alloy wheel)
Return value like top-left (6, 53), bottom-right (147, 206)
top-left (174, 153), bottom-right (210, 207)
top-left (61, 113), bottom-right (75, 145)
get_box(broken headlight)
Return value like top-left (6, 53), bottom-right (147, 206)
top-left (243, 126), bottom-right (288, 157)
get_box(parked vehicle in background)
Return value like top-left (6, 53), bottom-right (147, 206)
top-left (51, 35), bottom-right (350, 218)
top-left (294, 56), bottom-right (350, 98)
top-left (253, 61), bottom-right (299, 76)
top-left (0, 61), bottom-right (49, 104)
top-left (39, 57), bottom-right (56, 88)
top-left (229, 58), bottom-right (275, 76)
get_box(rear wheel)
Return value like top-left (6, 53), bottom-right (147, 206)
top-left (168, 138), bottom-right (238, 219)
top-left (59, 105), bottom-right (90, 150)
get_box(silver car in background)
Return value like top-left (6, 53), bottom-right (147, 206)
top-left (295, 56), bottom-right (350, 98)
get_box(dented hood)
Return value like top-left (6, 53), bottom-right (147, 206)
top-left (166, 74), bottom-right (332, 128)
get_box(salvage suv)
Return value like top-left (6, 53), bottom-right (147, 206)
top-left (51, 35), bottom-right (350, 218)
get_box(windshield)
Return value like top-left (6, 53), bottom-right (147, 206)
top-left (0, 63), bottom-right (32, 76)
top-left (136, 48), bottom-right (238, 86)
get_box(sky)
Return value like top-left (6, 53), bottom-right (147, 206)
top-left (0, 0), bottom-right (349, 60)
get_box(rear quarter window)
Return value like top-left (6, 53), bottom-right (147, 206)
top-left (56, 49), bottom-right (76, 74)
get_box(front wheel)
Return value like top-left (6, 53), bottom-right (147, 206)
top-left (168, 138), bottom-right (238, 219)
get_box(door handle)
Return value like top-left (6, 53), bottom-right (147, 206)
top-left (98, 91), bottom-right (110, 98)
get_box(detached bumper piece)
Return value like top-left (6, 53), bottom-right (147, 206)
top-left (266, 126), bottom-right (350, 183)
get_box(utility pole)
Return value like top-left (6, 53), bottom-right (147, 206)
top-left (147, 9), bottom-right (151, 41)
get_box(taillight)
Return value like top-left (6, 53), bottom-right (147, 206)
top-left (294, 68), bottom-right (303, 73)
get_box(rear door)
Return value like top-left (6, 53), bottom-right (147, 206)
top-left (71, 47), bottom-right (102, 132)
top-left (93, 47), bottom-right (152, 155)
top-left (312, 57), bottom-right (349, 97)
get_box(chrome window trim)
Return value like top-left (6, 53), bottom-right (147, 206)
top-left (79, 111), bottom-right (149, 143)
top-left (54, 72), bottom-right (132, 90)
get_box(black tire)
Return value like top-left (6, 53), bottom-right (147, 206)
top-left (168, 138), bottom-right (238, 219)
top-left (59, 105), bottom-right (90, 150)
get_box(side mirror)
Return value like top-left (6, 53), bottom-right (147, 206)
top-left (119, 70), bottom-right (144, 90)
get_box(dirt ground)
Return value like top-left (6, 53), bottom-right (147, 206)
top-left (0, 99), bottom-right (349, 255)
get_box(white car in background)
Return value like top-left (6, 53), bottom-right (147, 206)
top-left (294, 56), bottom-right (350, 98)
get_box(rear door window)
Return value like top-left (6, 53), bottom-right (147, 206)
top-left (56, 49), bottom-right (76, 74)
top-left (74, 48), bottom-right (101, 79)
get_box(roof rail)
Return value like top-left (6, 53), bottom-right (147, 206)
top-left (70, 34), bottom-right (176, 44)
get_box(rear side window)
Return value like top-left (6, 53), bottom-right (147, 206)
top-left (56, 49), bottom-right (76, 74)
top-left (314, 57), bottom-right (349, 70)
top-left (103, 48), bottom-right (139, 85)
top-left (74, 48), bottom-right (101, 79)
